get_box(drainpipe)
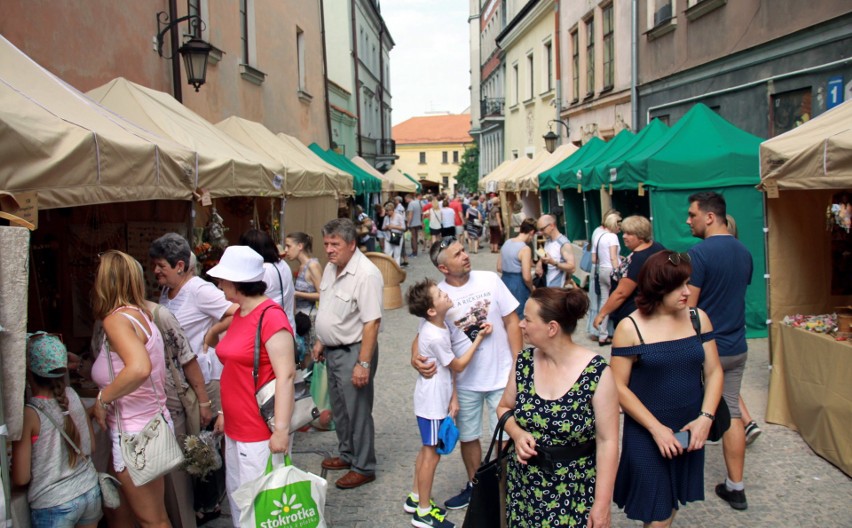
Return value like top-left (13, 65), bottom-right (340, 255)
top-left (320, 0), bottom-right (333, 149)
top-left (554, 0), bottom-right (562, 142)
top-left (631, 0), bottom-right (638, 131)
top-left (352, 0), bottom-right (363, 157)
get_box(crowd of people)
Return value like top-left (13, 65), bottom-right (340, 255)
top-left (11, 190), bottom-right (760, 528)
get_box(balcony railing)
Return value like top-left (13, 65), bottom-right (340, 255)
top-left (480, 97), bottom-right (505, 118)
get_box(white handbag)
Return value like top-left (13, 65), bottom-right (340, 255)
top-left (254, 306), bottom-right (319, 432)
top-left (106, 339), bottom-right (184, 487)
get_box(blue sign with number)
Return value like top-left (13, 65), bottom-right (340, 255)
top-left (827, 76), bottom-right (844, 109)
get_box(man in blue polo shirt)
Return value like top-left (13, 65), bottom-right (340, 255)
top-left (686, 191), bottom-right (753, 511)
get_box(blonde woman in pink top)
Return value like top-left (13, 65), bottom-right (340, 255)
top-left (90, 250), bottom-right (170, 528)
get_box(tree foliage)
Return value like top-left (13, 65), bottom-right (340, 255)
top-left (454, 146), bottom-right (479, 195)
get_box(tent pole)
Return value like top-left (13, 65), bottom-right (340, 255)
top-left (0, 372), bottom-right (10, 526)
top-left (762, 191), bottom-right (773, 366)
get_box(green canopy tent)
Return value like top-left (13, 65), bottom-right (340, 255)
top-left (403, 172), bottom-right (422, 192)
top-left (308, 144), bottom-right (382, 209)
top-left (637, 104), bottom-right (767, 337)
top-left (538, 137), bottom-right (607, 241)
top-left (584, 120), bottom-right (671, 251)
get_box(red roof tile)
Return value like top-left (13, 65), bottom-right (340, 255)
top-left (392, 114), bottom-right (472, 144)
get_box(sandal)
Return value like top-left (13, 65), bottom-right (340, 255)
top-left (598, 338), bottom-right (612, 347)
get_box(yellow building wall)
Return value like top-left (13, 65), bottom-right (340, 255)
top-left (395, 142), bottom-right (473, 195)
top-left (502, 1), bottom-right (557, 160)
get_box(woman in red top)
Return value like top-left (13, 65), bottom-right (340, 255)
top-left (207, 246), bottom-right (296, 527)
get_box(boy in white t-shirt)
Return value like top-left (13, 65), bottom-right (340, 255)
top-left (404, 279), bottom-right (492, 528)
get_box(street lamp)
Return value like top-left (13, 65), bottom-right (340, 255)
top-left (543, 119), bottom-right (570, 153)
top-left (156, 11), bottom-right (213, 95)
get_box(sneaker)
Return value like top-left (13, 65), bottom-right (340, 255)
top-left (412, 508), bottom-right (455, 528)
top-left (715, 483), bottom-right (748, 510)
top-left (403, 494), bottom-right (445, 515)
top-left (745, 420), bottom-right (762, 446)
top-left (443, 482), bottom-right (473, 510)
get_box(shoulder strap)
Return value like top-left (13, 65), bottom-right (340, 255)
top-left (28, 400), bottom-right (97, 474)
top-left (626, 316), bottom-right (645, 345)
top-left (274, 264), bottom-right (285, 307)
top-left (253, 305), bottom-right (280, 390)
top-left (117, 311), bottom-right (151, 340)
top-left (689, 308), bottom-right (701, 336)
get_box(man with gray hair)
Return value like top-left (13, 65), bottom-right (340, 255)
top-left (536, 214), bottom-right (575, 287)
top-left (312, 218), bottom-right (384, 489)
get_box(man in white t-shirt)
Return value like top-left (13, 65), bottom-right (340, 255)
top-left (413, 238), bottom-right (522, 510)
top-left (536, 214), bottom-right (575, 287)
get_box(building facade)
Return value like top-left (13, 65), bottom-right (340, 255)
top-left (469, 0), bottom-right (483, 150)
top-left (560, 0), bottom-right (633, 144)
top-left (1, 0), bottom-right (331, 147)
top-left (637, 0), bottom-right (852, 138)
top-left (393, 115), bottom-right (474, 195)
top-left (477, 0), bottom-right (509, 177)
top-left (497, 0), bottom-right (558, 161)
top-left (350, 0), bottom-right (396, 170)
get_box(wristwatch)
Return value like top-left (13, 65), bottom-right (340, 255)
top-left (357, 360), bottom-right (371, 370)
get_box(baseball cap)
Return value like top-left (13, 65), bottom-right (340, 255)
top-left (206, 245), bottom-right (265, 282)
top-left (436, 416), bottom-right (460, 455)
top-left (27, 332), bottom-right (68, 378)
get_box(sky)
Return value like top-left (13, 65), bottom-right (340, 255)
top-left (381, 0), bottom-right (471, 125)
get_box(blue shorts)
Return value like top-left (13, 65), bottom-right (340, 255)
top-left (417, 416), bottom-right (442, 447)
top-left (30, 484), bottom-right (102, 528)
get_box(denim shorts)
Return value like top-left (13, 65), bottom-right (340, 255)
top-left (30, 484), bottom-right (102, 528)
top-left (456, 388), bottom-right (504, 442)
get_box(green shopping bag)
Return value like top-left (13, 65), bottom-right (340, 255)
top-left (309, 362), bottom-right (335, 431)
top-left (233, 455), bottom-right (328, 528)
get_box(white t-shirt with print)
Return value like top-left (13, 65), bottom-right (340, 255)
top-left (413, 321), bottom-right (456, 419)
top-left (159, 276), bottom-right (232, 383)
top-left (438, 271), bottom-right (519, 392)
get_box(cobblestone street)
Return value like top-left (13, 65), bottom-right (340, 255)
top-left (214, 248), bottom-right (852, 528)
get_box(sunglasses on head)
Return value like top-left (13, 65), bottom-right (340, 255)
top-left (667, 252), bottom-right (691, 266)
top-left (439, 236), bottom-right (456, 250)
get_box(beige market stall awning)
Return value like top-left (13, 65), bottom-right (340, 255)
top-left (0, 36), bottom-right (196, 209)
top-left (216, 116), bottom-right (352, 197)
top-left (515, 144), bottom-right (579, 192)
top-left (759, 100), bottom-right (852, 190)
top-left (383, 167), bottom-right (418, 193)
top-left (351, 156), bottom-right (392, 192)
top-left (87, 78), bottom-right (285, 199)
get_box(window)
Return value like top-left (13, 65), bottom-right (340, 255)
top-left (571, 31), bottom-right (579, 101)
top-left (296, 28), bottom-right (306, 93)
top-left (771, 88), bottom-right (812, 137)
top-left (527, 53), bottom-right (534, 100)
top-left (240, 0), bottom-right (249, 64)
top-left (544, 41), bottom-right (553, 92)
top-left (187, 0), bottom-right (202, 38)
top-left (419, 152), bottom-right (426, 164)
top-left (442, 151), bottom-right (449, 164)
top-left (513, 64), bottom-right (519, 105)
top-left (602, 5), bottom-right (614, 88)
top-left (453, 151), bottom-right (459, 164)
top-left (585, 18), bottom-right (595, 95)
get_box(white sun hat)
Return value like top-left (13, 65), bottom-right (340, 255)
top-left (206, 245), bottom-right (265, 282)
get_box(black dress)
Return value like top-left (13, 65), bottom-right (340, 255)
top-left (611, 322), bottom-right (714, 523)
top-left (506, 348), bottom-right (608, 527)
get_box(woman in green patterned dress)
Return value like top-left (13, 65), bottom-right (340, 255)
top-left (498, 288), bottom-right (620, 528)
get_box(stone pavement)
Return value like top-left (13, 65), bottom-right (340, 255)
top-left (210, 247), bottom-right (851, 527)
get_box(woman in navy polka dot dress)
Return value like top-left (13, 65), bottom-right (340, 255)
top-left (498, 288), bottom-right (620, 528)
top-left (610, 251), bottom-right (724, 526)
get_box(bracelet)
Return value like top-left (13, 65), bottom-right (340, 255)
top-left (97, 390), bottom-right (111, 410)
top-left (217, 410), bottom-right (224, 415)
top-left (199, 401), bottom-right (212, 408)
top-left (699, 411), bottom-right (715, 421)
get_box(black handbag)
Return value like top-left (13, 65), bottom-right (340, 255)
top-left (689, 308), bottom-right (731, 441)
top-left (388, 231), bottom-right (402, 246)
top-left (462, 410), bottom-right (514, 528)
top-left (533, 262), bottom-right (548, 289)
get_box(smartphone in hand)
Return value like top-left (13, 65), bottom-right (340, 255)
top-left (674, 430), bottom-right (690, 450)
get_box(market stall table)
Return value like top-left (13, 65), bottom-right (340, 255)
top-left (766, 324), bottom-right (852, 476)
